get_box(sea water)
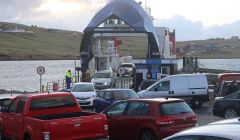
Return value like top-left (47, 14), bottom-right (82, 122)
top-left (0, 59), bottom-right (240, 92)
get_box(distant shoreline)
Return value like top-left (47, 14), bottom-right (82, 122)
top-left (0, 89), bottom-right (34, 94)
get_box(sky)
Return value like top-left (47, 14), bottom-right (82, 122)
top-left (1, 0), bottom-right (240, 41)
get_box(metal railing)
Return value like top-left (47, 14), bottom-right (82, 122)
top-left (42, 75), bottom-right (134, 92)
top-left (115, 77), bottom-right (133, 88)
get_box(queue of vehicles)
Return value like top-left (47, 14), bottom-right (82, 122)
top-left (1, 72), bottom-right (240, 139)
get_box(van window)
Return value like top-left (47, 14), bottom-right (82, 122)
top-left (149, 81), bottom-right (170, 91)
top-left (155, 81), bottom-right (170, 91)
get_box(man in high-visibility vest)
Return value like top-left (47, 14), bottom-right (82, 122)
top-left (65, 70), bottom-right (72, 90)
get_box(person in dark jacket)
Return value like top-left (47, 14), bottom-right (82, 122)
top-left (227, 81), bottom-right (238, 95)
top-left (65, 70), bottom-right (72, 90)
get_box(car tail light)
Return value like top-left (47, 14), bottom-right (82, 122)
top-left (156, 118), bottom-right (174, 126)
top-left (191, 115), bottom-right (197, 124)
top-left (43, 132), bottom-right (50, 140)
top-left (104, 125), bottom-right (108, 131)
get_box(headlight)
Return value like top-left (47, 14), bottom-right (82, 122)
top-left (91, 95), bottom-right (96, 98)
top-left (104, 82), bottom-right (109, 85)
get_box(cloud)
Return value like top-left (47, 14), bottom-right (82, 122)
top-left (0, 0), bottom-right (43, 21)
top-left (154, 15), bottom-right (240, 41)
top-left (1, 1), bottom-right (240, 40)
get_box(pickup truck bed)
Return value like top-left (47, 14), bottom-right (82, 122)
top-left (33, 111), bottom-right (98, 120)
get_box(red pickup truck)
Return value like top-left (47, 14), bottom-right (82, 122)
top-left (0, 92), bottom-right (109, 140)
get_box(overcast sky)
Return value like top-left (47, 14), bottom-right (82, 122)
top-left (1, 0), bottom-right (240, 41)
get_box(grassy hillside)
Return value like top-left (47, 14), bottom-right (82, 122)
top-left (0, 22), bottom-right (239, 60)
top-left (177, 39), bottom-right (240, 58)
top-left (0, 22), bottom-right (82, 60)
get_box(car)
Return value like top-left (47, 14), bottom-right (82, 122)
top-left (163, 124), bottom-right (240, 140)
top-left (213, 90), bottom-right (240, 119)
top-left (215, 80), bottom-right (240, 97)
top-left (91, 70), bottom-right (116, 89)
top-left (102, 98), bottom-right (197, 140)
top-left (214, 73), bottom-right (240, 95)
top-left (209, 117), bottom-right (240, 125)
top-left (93, 88), bottom-right (139, 113)
top-left (117, 63), bottom-right (135, 77)
top-left (138, 74), bottom-right (209, 108)
top-left (71, 82), bottom-right (96, 108)
top-left (0, 92), bottom-right (109, 140)
top-left (138, 79), bottom-right (158, 92)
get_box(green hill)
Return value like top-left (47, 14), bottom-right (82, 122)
top-left (0, 22), bottom-right (239, 60)
top-left (0, 22), bottom-right (83, 60)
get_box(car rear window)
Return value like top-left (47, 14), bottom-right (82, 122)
top-left (112, 90), bottom-right (139, 100)
top-left (160, 101), bottom-right (193, 115)
top-left (71, 84), bottom-right (94, 92)
top-left (29, 95), bottom-right (77, 110)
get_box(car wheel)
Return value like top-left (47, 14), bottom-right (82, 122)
top-left (191, 98), bottom-right (202, 109)
top-left (140, 130), bottom-right (156, 140)
top-left (224, 108), bottom-right (238, 119)
top-left (0, 128), bottom-right (5, 140)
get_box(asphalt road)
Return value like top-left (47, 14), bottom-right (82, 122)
top-left (193, 105), bottom-right (223, 126)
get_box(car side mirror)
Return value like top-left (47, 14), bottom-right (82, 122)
top-left (0, 106), bottom-right (8, 113)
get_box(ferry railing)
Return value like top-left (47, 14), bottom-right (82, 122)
top-left (115, 77), bottom-right (133, 88)
top-left (43, 75), bottom-right (79, 92)
top-left (94, 47), bottom-right (119, 56)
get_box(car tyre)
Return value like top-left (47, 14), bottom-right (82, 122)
top-left (191, 98), bottom-right (202, 109)
top-left (0, 128), bottom-right (5, 140)
top-left (140, 129), bottom-right (156, 140)
top-left (224, 108), bottom-right (238, 119)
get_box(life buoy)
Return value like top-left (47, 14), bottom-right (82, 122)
top-left (118, 67), bottom-right (125, 75)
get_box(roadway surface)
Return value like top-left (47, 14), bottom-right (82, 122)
top-left (193, 101), bottom-right (223, 126)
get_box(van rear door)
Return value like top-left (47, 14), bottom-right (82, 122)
top-left (170, 76), bottom-right (189, 97)
top-left (187, 75), bottom-right (208, 96)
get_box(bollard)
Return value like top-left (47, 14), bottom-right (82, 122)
top-left (41, 85), bottom-right (45, 92)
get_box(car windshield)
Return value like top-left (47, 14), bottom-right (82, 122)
top-left (71, 84), bottom-right (94, 92)
top-left (140, 80), bottom-right (157, 90)
top-left (220, 81), bottom-right (240, 96)
top-left (93, 72), bottom-right (111, 78)
top-left (160, 101), bottom-right (193, 115)
top-left (112, 90), bottom-right (139, 100)
top-left (121, 64), bottom-right (133, 67)
top-left (0, 99), bottom-right (12, 106)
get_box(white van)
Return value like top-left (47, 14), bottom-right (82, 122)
top-left (138, 74), bottom-right (209, 108)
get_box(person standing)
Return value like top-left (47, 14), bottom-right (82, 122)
top-left (65, 70), bottom-right (72, 90)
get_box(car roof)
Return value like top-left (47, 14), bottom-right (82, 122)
top-left (209, 117), bottom-right (240, 125)
top-left (18, 92), bottom-right (72, 98)
top-left (96, 70), bottom-right (112, 73)
top-left (125, 98), bottom-right (183, 103)
top-left (142, 79), bottom-right (158, 82)
top-left (98, 88), bottom-right (134, 91)
top-left (73, 82), bottom-right (93, 85)
top-left (165, 124), bottom-right (240, 139)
